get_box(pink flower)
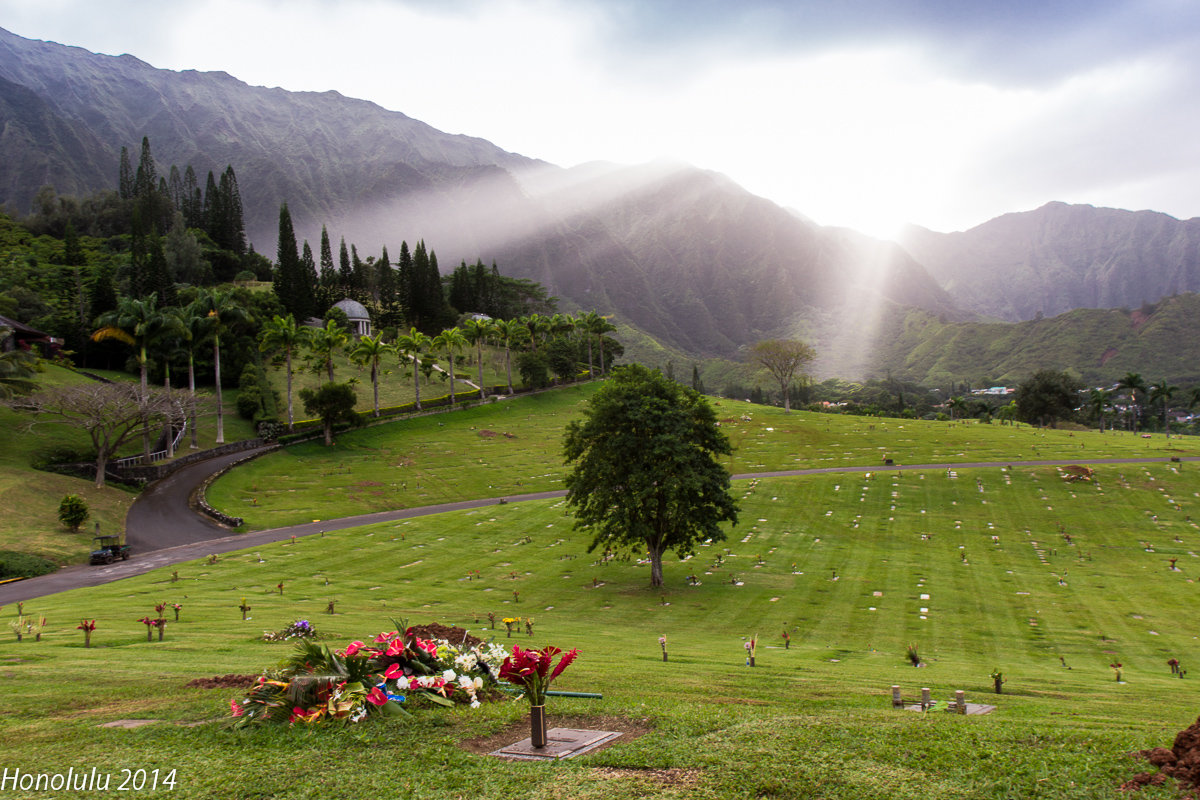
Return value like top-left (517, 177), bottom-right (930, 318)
top-left (382, 663), bottom-right (403, 680)
top-left (229, 699), bottom-right (244, 717)
top-left (374, 631), bottom-right (397, 644)
top-left (385, 639), bottom-right (405, 657)
top-left (344, 640), bottom-right (364, 657)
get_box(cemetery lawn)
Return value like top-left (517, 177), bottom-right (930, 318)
top-left (5, 448), bottom-right (1199, 797)
top-left (209, 383), bottom-right (1200, 531)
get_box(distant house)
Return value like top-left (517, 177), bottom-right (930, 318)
top-left (0, 314), bottom-right (60, 357)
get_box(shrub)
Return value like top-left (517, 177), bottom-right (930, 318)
top-left (57, 494), bottom-right (89, 532)
top-left (0, 550), bottom-right (58, 580)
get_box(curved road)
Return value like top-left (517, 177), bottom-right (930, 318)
top-left (3, 453), bottom-right (1196, 604)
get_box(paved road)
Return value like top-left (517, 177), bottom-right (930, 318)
top-left (2, 453), bottom-right (1196, 605)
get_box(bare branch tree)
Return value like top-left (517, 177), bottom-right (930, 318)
top-left (750, 339), bottom-right (815, 412)
top-left (8, 383), bottom-right (187, 488)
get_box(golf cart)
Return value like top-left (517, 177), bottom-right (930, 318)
top-left (89, 535), bottom-right (131, 565)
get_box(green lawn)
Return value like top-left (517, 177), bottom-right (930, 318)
top-left (3, 448), bottom-right (1197, 797)
top-left (209, 386), bottom-right (1199, 531)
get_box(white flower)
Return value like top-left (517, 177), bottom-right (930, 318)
top-left (442, 669), bottom-right (457, 682)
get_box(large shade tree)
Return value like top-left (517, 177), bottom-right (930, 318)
top-left (1014, 370), bottom-right (1082, 428)
top-left (750, 339), bottom-right (815, 412)
top-left (1149, 380), bottom-right (1178, 439)
top-left (563, 364), bottom-right (739, 588)
top-left (9, 382), bottom-right (185, 488)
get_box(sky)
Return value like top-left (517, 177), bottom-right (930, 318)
top-left (3, 0), bottom-right (1200, 238)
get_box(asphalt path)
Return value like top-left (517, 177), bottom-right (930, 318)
top-left (2, 453), bottom-right (1196, 605)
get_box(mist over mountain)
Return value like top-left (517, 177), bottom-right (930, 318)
top-left (6, 26), bottom-right (1200, 383)
top-left (900, 202), bottom-right (1200, 322)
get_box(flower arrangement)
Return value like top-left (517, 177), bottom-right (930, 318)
top-left (262, 619), bottom-right (319, 642)
top-left (238, 598), bottom-right (251, 621)
top-left (77, 619), bottom-right (95, 648)
top-left (990, 668), bottom-right (1006, 694)
top-left (503, 617), bottom-right (519, 637)
top-left (137, 616), bottom-right (156, 642)
top-left (497, 645), bottom-right (579, 706)
top-left (498, 645), bottom-right (579, 748)
top-left (1111, 662), bottom-right (1123, 682)
top-left (232, 623), bottom-right (507, 727)
top-left (744, 634), bottom-right (758, 667)
top-left (171, 603), bottom-right (182, 622)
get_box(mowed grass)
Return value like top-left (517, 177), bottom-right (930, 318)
top-left (209, 383), bottom-right (1200, 531)
top-left (0, 364), bottom-right (257, 562)
top-left (3, 457), bottom-right (1199, 799)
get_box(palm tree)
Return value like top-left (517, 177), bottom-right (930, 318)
top-left (1117, 372), bottom-right (1147, 432)
top-left (93, 295), bottom-right (181, 460)
top-left (190, 287), bottom-right (250, 444)
top-left (947, 395), bottom-right (968, 421)
top-left (308, 319), bottom-right (350, 384)
top-left (459, 317), bottom-right (495, 399)
top-left (396, 327), bottom-right (431, 410)
top-left (494, 318), bottom-right (527, 395)
top-left (522, 313), bottom-right (551, 352)
top-left (259, 314), bottom-right (309, 431)
top-left (1088, 388), bottom-right (1112, 433)
top-left (1149, 380), bottom-right (1178, 439)
top-left (582, 312), bottom-right (617, 377)
top-left (173, 301), bottom-right (210, 449)
top-left (0, 326), bottom-right (38, 399)
top-left (432, 327), bottom-right (468, 406)
top-left (92, 295), bottom-right (164, 391)
top-left (349, 332), bottom-right (394, 418)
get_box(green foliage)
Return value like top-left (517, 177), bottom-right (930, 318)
top-left (299, 381), bottom-right (359, 445)
top-left (0, 549), bottom-right (57, 579)
top-left (516, 349), bottom-right (550, 390)
top-left (1014, 370), bottom-right (1083, 427)
top-left (56, 494), bottom-right (89, 532)
top-left (564, 364), bottom-right (739, 587)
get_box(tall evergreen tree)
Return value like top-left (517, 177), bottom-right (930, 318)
top-left (274, 203), bottom-right (312, 320)
top-left (319, 226), bottom-right (336, 287)
top-left (338, 237), bottom-right (352, 291)
top-left (134, 136), bottom-right (157, 199)
top-left (118, 146), bottom-right (135, 200)
top-left (301, 241), bottom-right (319, 301)
top-left (182, 166), bottom-right (201, 227)
top-left (396, 240), bottom-right (413, 324)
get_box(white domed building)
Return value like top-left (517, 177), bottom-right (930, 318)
top-left (332, 299), bottom-right (372, 338)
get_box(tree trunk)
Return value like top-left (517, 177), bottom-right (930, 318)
top-left (140, 347), bottom-right (151, 463)
top-left (323, 418), bottom-right (333, 446)
top-left (477, 342), bottom-right (486, 399)
top-left (94, 451), bottom-right (108, 489)
top-left (372, 363), bottom-right (379, 417)
top-left (648, 543), bottom-right (665, 588)
top-left (412, 354), bottom-right (422, 409)
top-left (214, 336), bottom-right (225, 444)
top-left (285, 349), bottom-right (294, 430)
top-left (448, 352), bottom-right (456, 406)
top-left (505, 347), bottom-right (514, 395)
top-left (188, 357), bottom-right (199, 448)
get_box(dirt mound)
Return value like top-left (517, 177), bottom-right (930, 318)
top-left (478, 429), bottom-right (497, 438)
top-left (408, 623), bottom-right (483, 648)
top-left (185, 674), bottom-right (260, 690)
top-left (1124, 716), bottom-right (1200, 795)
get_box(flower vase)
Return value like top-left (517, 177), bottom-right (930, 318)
top-left (530, 704), bottom-right (548, 748)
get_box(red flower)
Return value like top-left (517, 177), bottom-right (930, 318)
top-left (365, 687), bottom-right (388, 706)
top-left (343, 640), bottom-right (364, 657)
top-left (374, 630), bottom-right (398, 644)
top-left (229, 699), bottom-right (244, 717)
top-left (499, 645), bottom-right (579, 705)
top-left (382, 663), bottom-right (403, 680)
top-left (385, 639), bottom-right (405, 657)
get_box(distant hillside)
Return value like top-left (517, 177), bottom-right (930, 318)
top-left (901, 202), bottom-right (1200, 322)
top-left (866, 292), bottom-right (1200, 388)
top-left (0, 27), bottom-right (959, 370)
top-left (0, 26), bottom-right (543, 249)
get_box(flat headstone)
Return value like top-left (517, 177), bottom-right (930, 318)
top-left (99, 719), bottom-right (160, 729)
top-left (491, 728), bottom-right (623, 760)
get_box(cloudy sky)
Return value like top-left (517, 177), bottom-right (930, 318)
top-left (3, 0), bottom-right (1199, 237)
